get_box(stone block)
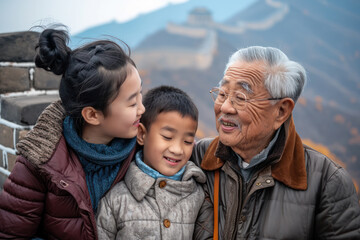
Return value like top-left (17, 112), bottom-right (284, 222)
top-left (1, 94), bottom-right (60, 125)
top-left (18, 129), bottom-right (30, 141)
top-left (0, 67), bottom-right (30, 94)
top-left (0, 123), bottom-right (14, 149)
top-left (0, 31), bottom-right (40, 62)
top-left (34, 68), bottom-right (61, 90)
top-left (7, 153), bottom-right (17, 172)
top-left (13, 129), bottom-right (30, 150)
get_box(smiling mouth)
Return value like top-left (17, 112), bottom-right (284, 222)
top-left (220, 119), bottom-right (239, 128)
top-left (165, 157), bottom-right (181, 163)
top-left (222, 121), bottom-right (237, 127)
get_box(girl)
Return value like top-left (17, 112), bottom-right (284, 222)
top-left (0, 27), bottom-right (145, 239)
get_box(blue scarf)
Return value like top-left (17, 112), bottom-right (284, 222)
top-left (135, 150), bottom-right (185, 181)
top-left (63, 116), bottom-right (136, 213)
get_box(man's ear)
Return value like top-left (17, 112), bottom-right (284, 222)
top-left (274, 98), bottom-right (295, 130)
top-left (81, 107), bottom-right (102, 126)
top-left (137, 123), bottom-right (147, 146)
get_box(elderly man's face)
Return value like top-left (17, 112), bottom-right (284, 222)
top-left (215, 61), bottom-right (281, 158)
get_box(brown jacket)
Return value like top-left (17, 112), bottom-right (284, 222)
top-left (192, 117), bottom-right (360, 239)
top-left (0, 101), bottom-right (134, 239)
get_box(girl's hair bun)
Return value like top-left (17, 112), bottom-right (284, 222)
top-left (35, 29), bottom-right (71, 75)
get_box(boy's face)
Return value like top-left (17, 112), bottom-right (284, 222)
top-left (137, 111), bottom-right (197, 177)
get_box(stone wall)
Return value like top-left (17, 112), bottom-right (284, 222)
top-left (0, 31), bottom-right (60, 189)
top-left (133, 30), bottom-right (217, 71)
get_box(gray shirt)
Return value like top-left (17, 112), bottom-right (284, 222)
top-left (236, 127), bottom-right (281, 181)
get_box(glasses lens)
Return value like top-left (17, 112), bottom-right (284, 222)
top-left (211, 88), bottom-right (223, 104)
top-left (232, 91), bottom-right (247, 109)
top-left (210, 88), bottom-right (247, 110)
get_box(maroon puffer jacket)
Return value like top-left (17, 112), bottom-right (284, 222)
top-left (0, 101), bottom-right (134, 239)
top-left (0, 136), bottom-right (134, 239)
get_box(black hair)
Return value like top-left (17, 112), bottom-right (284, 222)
top-left (35, 27), bottom-right (136, 134)
top-left (141, 85), bottom-right (198, 130)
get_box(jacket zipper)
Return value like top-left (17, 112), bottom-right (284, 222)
top-left (232, 174), bottom-right (246, 240)
top-left (224, 165), bottom-right (244, 240)
top-left (48, 145), bottom-right (97, 240)
top-left (228, 165), bottom-right (273, 239)
top-left (55, 177), bottom-right (98, 239)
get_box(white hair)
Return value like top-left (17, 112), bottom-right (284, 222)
top-left (225, 46), bottom-right (306, 103)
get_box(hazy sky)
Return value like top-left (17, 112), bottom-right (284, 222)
top-left (0, 0), bottom-right (188, 34)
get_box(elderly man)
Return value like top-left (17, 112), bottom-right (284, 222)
top-left (192, 46), bottom-right (360, 239)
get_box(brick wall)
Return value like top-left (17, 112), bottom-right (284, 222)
top-left (0, 31), bottom-right (61, 189)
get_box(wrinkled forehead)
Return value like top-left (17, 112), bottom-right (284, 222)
top-left (220, 61), bottom-right (266, 92)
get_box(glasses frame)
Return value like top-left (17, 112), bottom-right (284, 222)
top-left (209, 87), bottom-right (284, 110)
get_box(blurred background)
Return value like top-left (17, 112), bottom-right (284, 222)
top-left (1, 0), bottom-right (359, 194)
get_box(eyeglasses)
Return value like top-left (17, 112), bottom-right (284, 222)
top-left (209, 87), bottom-right (284, 110)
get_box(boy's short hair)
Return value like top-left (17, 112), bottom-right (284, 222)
top-left (141, 85), bottom-right (198, 130)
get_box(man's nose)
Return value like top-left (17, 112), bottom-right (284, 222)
top-left (220, 97), bottom-right (237, 114)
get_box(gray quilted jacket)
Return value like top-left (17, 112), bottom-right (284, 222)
top-left (96, 160), bottom-right (206, 240)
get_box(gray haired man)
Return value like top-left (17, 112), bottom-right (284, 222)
top-left (192, 46), bottom-right (360, 239)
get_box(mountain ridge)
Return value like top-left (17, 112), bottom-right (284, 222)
top-left (71, 0), bottom-right (257, 49)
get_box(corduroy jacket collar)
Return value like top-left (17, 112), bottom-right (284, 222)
top-left (200, 116), bottom-right (307, 190)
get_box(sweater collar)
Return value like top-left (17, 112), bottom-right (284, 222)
top-left (200, 116), bottom-right (307, 190)
top-left (16, 100), bottom-right (66, 165)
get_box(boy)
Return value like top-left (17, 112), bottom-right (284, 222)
top-left (96, 86), bottom-right (206, 239)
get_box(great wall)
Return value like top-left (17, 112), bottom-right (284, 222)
top-left (133, 0), bottom-right (289, 71)
top-left (0, 31), bottom-right (60, 189)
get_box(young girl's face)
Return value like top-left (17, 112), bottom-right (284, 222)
top-left (97, 65), bottom-right (145, 142)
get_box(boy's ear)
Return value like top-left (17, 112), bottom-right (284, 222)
top-left (81, 107), bottom-right (102, 126)
top-left (137, 123), bottom-right (147, 146)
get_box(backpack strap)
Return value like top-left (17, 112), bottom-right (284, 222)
top-left (213, 169), bottom-right (220, 240)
